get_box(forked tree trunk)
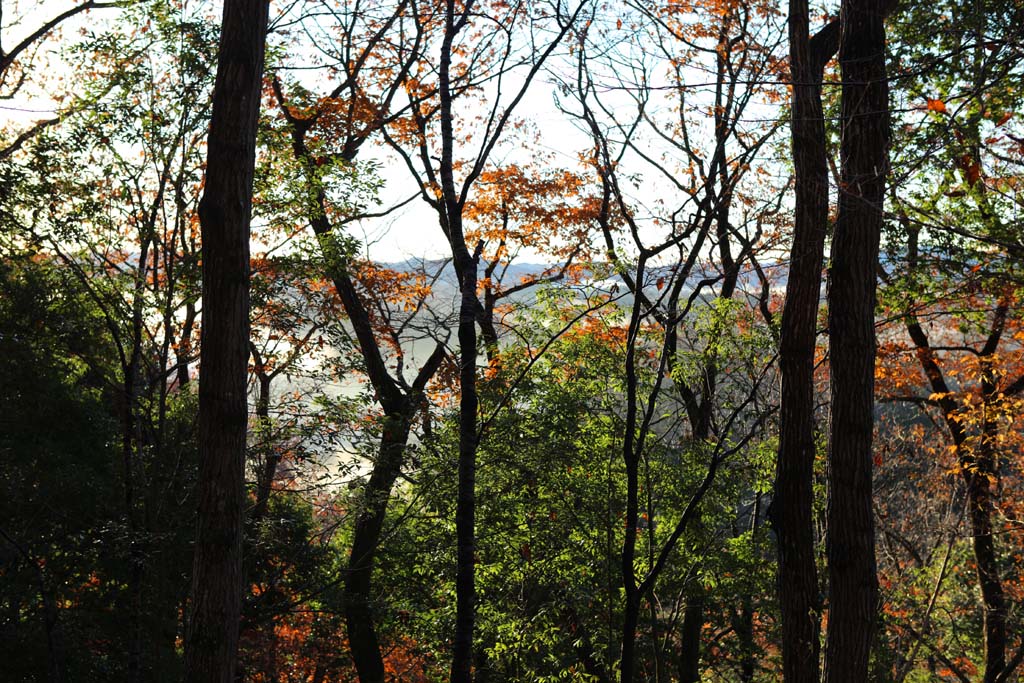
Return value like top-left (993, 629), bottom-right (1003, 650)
top-left (185, 1), bottom-right (269, 680)
top-left (271, 74), bottom-right (449, 683)
top-left (770, 5), bottom-right (837, 682)
top-left (823, 0), bottom-right (888, 678)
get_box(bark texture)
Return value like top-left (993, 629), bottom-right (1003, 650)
top-left (770, 6), bottom-right (837, 682)
top-left (185, 1), bottom-right (269, 680)
top-left (823, 0), bottom-right (887, 678)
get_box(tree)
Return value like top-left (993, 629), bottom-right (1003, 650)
top-left (5, 1), bottom-right (1024, 679)
top-left (561, 0), bottom-right (786, 677)
top-left (266, 4), bottom-right (450, 673)
top-left (185, 0), bottom-right (269, 680)
top-left (0, 253), bottom-right (119, 683)
top-left (821, 0), bottom-right (889, 678)
top-left (876, 280), bottom-right (1024, 682)
top-left (875, 0), bottom-right (1024, 678)
top-left (373, 1), bottom-right (586, 678)
top-left (769, 3), bottom-right (836, 680)
top-left (1, 6), bottom-right (222, 676)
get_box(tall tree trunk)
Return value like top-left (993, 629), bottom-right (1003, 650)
top-left (620, 591), bottom-right (642, 683)
top-left (437, 3), bottom-right (479, 681)
top-left (185, 0), bottom-right (268, 680)
top-left (823, 0), bottom-right (887, 678)
top-left (769, 7), bottom-right (837, 682)
top-left (619, 255), bottom-right (649, 683)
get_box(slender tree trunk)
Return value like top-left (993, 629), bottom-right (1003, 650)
top-left (823, 0), bottom-right (887, 678)
top-left (972, 361), bottom-right (1007, 683)
top-left (345, 409), bottom-right (414, 683)
top-left (736, 593), bottom-right (756, 683)
top-left (250, 370), bottom-right (275, 523)
top-left (969, 453), bottom-right (1006, 683)
top-left (176, 302), bottom-right (197, 388)
top-left (905, 320), bottom-right (1010, 683)
top-left (678, 594), bottom-right (703, 683)
top-left (273, 81), bottom-right (448, 683)
top-left (770, 8), bottom-right (837, 682)
top-left (648, 597), bottom-right (666, 683)
top-left (450, 257), bottom-right (479, 683)
top-left (620, 591), bottom-right (642, 683)
top-left (736, 495), bottom-right (761, 683)
top-left (619, 256), bottom-right (648, 683)
top-left (437, 3), bottom-right (479, 680)
top-left (185, 1), bottom-right (268, 680)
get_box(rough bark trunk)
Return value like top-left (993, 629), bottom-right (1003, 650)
top-left (185, 0), bottom-right (268, 680)
top-left (822, 0), bottom-right (887, 678)
top-left (769, 7), bottom-right (837, 682)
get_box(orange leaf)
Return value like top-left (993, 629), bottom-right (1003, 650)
top-left (926, 98), bottom-right (947, 113)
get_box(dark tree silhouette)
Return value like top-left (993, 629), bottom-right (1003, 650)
top-left (185, 1), bottom-right (269, 681)
top-left (769, 5), bottom-right (836, 681)
top-left (823, 0), bottom-right (888, 678)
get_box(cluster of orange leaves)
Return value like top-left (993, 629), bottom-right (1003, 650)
top-left (464, 164), bottom-right (601, 263)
